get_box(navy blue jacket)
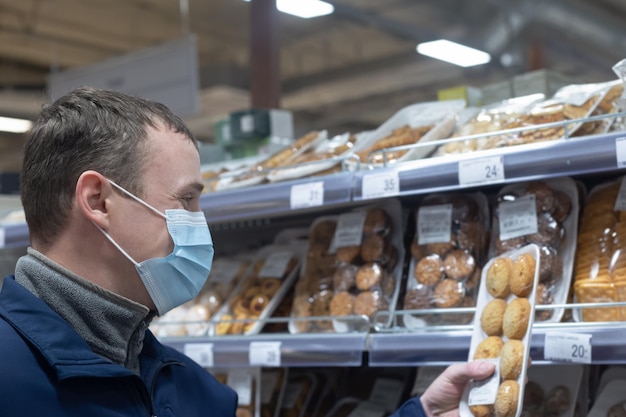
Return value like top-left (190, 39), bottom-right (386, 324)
top-left (0, 275), bottom-right (237, 417)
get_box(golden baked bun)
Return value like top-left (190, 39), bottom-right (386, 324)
top-left (503, 298), bottom-right (531, 340)
top-left (499, 340), bottom-right (524, 380)
top-left (487, 257), bottom-right (513, 298)
top-left (481, 299), bottom-right (507, 336)
top-left (494, 380), bottom-right (520, 417)
top-left (470, 404), bottom-right (494, 417)
top-left (511, 253), bottom-right (536, 297)
top-left (474, 336), bottom-right (504, 359)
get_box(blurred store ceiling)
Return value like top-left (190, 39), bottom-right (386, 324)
top-left (0, 0), bottom-right (625, 171)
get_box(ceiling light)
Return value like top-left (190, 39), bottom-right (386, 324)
top-left (0, 116), bottom-right (32, 133)
top-left (243, 0), bottom-right (334, 19)
top-left (416, 39), bottom-right (491, 68)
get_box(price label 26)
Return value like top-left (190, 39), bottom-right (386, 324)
top-left (544, 333), bottom-right (592, 364)
top-left (290, 181), bottom-right (324, 209)
top-left (458, 156), bottom-right (505, 187)
top-left (361, 171), bottom-right (400, 200)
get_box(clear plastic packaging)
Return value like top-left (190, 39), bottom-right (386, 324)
top-left (522, 365), bottom-right (583, 417)
top-left (402, 192), bottom-right (490, 328)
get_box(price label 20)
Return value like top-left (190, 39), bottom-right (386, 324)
top-left (361, 171), bottom-right (400, 200)
top-left (458, 156), bottom-right (505, 187)
top-left (290, 181), bottom-right (324, 209)
top-left (544, 333), bottom-right (592, 364)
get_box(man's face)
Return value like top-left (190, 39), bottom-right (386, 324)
top-left (108, 123), bottom-right (204, 308)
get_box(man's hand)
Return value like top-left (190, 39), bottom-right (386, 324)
top-left (420, 361), bottom-right (496, 417)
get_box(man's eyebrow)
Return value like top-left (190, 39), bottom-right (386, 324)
top-left (190, 182), bottom-right (205, 193)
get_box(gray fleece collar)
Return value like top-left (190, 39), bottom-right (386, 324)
top-left (14, 248), bottom-right (151, 374)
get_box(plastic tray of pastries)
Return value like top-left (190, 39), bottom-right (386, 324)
top-left (460, 244), bottom-right (540, 417)
top-left (521, 365), bottom-right (583, 417)
top-left (402, 192), bottom-right (490, 328)
top-left (489, 177), bottom-right (579, 323)
top-left (289, 199), bottom-right (405, 333)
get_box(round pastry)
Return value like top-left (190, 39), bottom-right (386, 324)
top-left (473, 336), bottom-right (504, 359)
top-left (353, 290), bottom-right (380, 319)
top-left (415, 254), bottom-right (444, 286)
top-left (259, 278), bottom-right (281, 297)
top-left (336, 245), bottom-right (361, 264)
top-left (249, 294), bottom-right (270, 316)
top-left (470, 404), bottom-right (494, 417)
top-left (525, 181), bottom-right (555, 214)
top-left (196, 290), bottom-right (222, 314)
top-left (499, 340), bottom-right (524, 380)
top-left (310, 290), bottom-right (333, 316)
top-left (403, 286), bottom-right (433, 310)
top-left (333, 263), bottom-right (358, 292)
top-left (503, 297), bottom-right (531, 340)
top-left (552, 189), bottom-right (572, 223)
top-left (443, 249), bottom-right (476, 281)
top-left (410, 240), bottom-right (426, 260)
top-left (433, 278), bottom-right (464, 308)
top-left (363, 208), bottom-right (391, 236)
top-left (523, 381), bottom-right (544, 411)
top-left (356, 263), bottom-right (383, 291)
top-left (426, 241), bottom-right (455, 257)
top-left (494, 380), bottom-right (520, 417)
top-left (544, 386), bottom-right (570, 415)
top-left (361, 234), bottom-right (387, 263)
top-left (511, 253), bottom-right (536, 297)
top-left (534, 283), bottom-right (554, 321)
top-left (486, 257), bottom-right (513, 299)
top-left (480, 298), bottom-right (507, 336)
top-left (607, 402), bottom-right (626, 417)
top-left (329, 292), bottom-right (354, 316)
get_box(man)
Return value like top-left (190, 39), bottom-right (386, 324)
top-left (0, 87), bottom-right (493, 416)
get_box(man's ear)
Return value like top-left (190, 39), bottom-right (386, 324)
top-left (75, 170), bottom-right (111, 229)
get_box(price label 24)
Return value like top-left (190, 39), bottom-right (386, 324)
top-left (362, 171), bottom-right (400, 200)
top-left (544, 333), bottom-right (592, 364)
top-left (458, 156), bottom-right (505, 187)
top-left (290, 181), bottom-right (324, 209)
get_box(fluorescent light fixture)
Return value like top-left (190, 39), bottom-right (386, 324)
top-left (243, 0), bottom-right (334, 19)
top-left (0, 116), bottom-right (32, 133)
top-left (416, 39), bottom-right (491, 68)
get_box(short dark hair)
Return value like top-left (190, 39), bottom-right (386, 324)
top-left (21, 87), bottom-right (197, 245)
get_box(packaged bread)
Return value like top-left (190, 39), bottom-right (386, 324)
top-left (489, 178), bottom-right (579, 323)
top-left (350, 100), bottom-right (465, 167)
top-left (212, 243), bottom-right (305, 336)
top-left (402, 192), bottom-right (490, 328)
top-left (149, 256), bottom-right (251, 337)
top-left (573, 177), bottom-right (626, 322)
top-left (460, 244), bottom-right (540, 417)
top-left (289, 199), bottom-right (405, 333)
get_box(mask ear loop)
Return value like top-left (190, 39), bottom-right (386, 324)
top-left (107, 179), bottom-right (166, 220)
top-left (92, 222), bottom-right (140, 266)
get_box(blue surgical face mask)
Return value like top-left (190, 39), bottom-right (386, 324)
top-left (94, 179), bottom-right (214, 315)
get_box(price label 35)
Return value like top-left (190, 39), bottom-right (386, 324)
top-left (544, 333), bottom-right (592, 364)
top-left (362, 171), bottom-right (400, 200)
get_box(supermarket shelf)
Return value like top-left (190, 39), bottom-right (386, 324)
top-left (162, 331), bottom-right (368, 367)
top-left (1, 222), bottom-right (29, 249)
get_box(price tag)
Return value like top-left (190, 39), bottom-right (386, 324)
top-left (290, 181), bottom-right (324, 209)
top-left (615, 177), bottom-right (626, 211)
top-left (616, 137), bottom-right (626, 168)
top-left (498, 195), bottom-right (538, 241)
top-left (227, 370), bottom-right (253, 406)
top-left (544, 333), bottom-right (592, 364)
top-left (240, 114), bottom-right (254, 133)
top-left (332, 211), bottom-right (367, 249)
top-left (183, 343), bottom-right (214, 368)
top-left (249, 341), bottom-right (282, 367)
top-left (210, 260), bottom-right (243, 284)
top-left (458, 156), bottom-right (505, 187)
top-left (468, 359), bottom-right (500, 406)
top-left (259, 251), bottom-right (293, 278)
top-left (361, 171), bottom-right (400, 200)
top-left (0, 228), bottom-right (4, 249)
top-left (417, 204), bottom-right (453, 244)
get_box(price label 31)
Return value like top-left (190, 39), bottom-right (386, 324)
top-left (544, 333), bottom-right (592, 364)
top-left (458, 156), bottom-right (505, 187)
top-left (290, 181), bottom-right (324, 209)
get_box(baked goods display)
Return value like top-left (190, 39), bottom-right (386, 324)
top-left (279, 371), bottom-right (317, 417)
top-left (289, 200), bottom-right (404, 333)
top-left (573, 177), bottom-right (626, 321)
top-left (490, 178), bottom-right (579, 322)
top-left (403, 192), bottom-right (490, 328)
top-left (212, 244), bottom-right (303, 336)
top-left (149, 256), bottom-right (250, 337)
top-left (519, 365), bottom-right (583, 417)
top-left (261, 369), bottom-right (288, 417)
top-left (214, 368), bottom-right (261, 417)
top-left (460, 245), bottom-right (540, 417)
